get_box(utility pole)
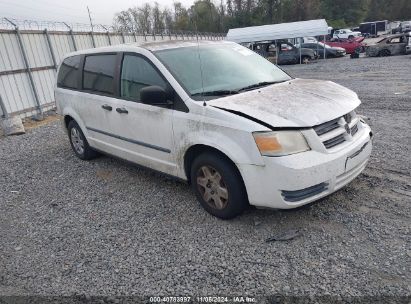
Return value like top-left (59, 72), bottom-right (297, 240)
top-left (87, 6), bottom-right (94, 31)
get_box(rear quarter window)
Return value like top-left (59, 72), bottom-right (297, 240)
top-left (83, 54), bottom-right (117, 95)
top-left (57, 55), bottom-right (81, 89)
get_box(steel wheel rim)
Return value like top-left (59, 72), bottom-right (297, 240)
top-left (196, 165), bottom-right (229, 210)
top-left (71, 127), bottom-right (84, 155)
top-left (303, 57), bottom-right (309, 64)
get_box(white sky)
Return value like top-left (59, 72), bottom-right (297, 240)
top-left (1, 0), bottom-right (195, 25)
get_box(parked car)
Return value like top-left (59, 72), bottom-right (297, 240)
top-left (399, 21), bottom-right (411, 33)
top-left (333, 29), bottom-right (362, 39)
top-left (300, 42), bottom-right (346, 58)
top-left (366, 33), bottom-right (410, 57)
top-left (249, 42), bottom-right (317, 64)
top-left (55, 41), bottom-right (373, 219)
top-left (325, 38), bottom-right (366, 54)
top-left (276, 41), bottom-right (317, 64)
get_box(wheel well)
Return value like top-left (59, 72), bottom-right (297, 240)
top-left (64, 115), bottom-right (74, 129)
top-left (184, 145), bottom-right (240, 184)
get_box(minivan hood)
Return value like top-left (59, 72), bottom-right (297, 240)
top-left (208, 78), bottom-right (360, 128)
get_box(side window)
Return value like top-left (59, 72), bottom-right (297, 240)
top-left (57, 55), bottom-right (81, 89)
top-left (120, 55), bottom-right (167, 101)
top-left (83, 54), bottom-right (117, 95)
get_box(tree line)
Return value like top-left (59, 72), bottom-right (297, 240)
top-left (113, 0), bottom-right (411, 33)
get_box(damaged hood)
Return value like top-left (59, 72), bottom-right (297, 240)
top-left (208, 78), bottom-right (360, 127)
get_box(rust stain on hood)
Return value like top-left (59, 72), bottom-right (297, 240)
top-left (207, 78), bottom-right (361, 127)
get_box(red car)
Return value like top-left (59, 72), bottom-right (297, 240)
top-left (324, 37), bottom-right (366, 54)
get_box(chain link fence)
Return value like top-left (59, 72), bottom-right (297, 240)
top-left (0, 18), bottom-right (225, 119)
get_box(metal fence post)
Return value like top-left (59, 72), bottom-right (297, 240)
top-left (121, 32), bottom-right (126, 44)
top-left (107, 32), bottom-right (112, 45)
top-left (0, 94), bottom-right (9, 119)
top-left (133, 32), bottom-right (137, 42)
top-left (100, 25), bottom-right (111, 46)
top-left (90, 31), bottom-right (96, 48)
top-left (5, 18), bottom-right (43, 119)
top-left (63, 22), bottom-right (77, 51)
top-left (44, 29), bottom-right (57, 70)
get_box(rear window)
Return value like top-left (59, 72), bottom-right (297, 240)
top-left (83, 54), bottom-right (117, 95)
top-left (57, 55), bottom-right (81, 89)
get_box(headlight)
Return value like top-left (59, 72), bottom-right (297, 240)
top-left (253, 131), bottom-right (310, 157)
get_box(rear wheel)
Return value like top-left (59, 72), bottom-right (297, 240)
top-left (190, 152), bottom-right (248, 219)
top-left (68, 120), bottom-right (98, 160)
top-left (379, 49), bottom-right (391, 57)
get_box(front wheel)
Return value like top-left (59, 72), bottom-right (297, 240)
top-left (190, 153), bottom-right (248, 219)
top-left (301, 56), bottom-right (310, 64)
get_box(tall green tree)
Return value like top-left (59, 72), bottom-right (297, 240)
top-left (190, 0), bottom-right (220, 32)
top-left (113, 0), bottom-right (411, 33)
top-left (320, 0), bottom-right (371, 27)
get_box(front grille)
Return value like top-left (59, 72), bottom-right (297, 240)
top-left (281, 182), bottom-right (328, 202)
top-left (313, 117), bottom-right (340, 135)
top-left (324, 133), bottom-right (345, 149)
top-left (314, 111), bottom-right (360, 150)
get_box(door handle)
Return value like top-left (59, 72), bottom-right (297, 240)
top-left (116, 107), bottom-right (128, 114)
top-left (102, 104), bottom-right (112, 111)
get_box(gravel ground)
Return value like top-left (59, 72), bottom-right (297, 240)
top-left (1, 55), bottom-right (410, 302)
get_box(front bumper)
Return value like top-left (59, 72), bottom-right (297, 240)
top-left (238, 123), bottom-right (372, 209)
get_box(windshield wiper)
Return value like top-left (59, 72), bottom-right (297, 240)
top-left (191, 90), bottom-right (239, 97)
top-left (237, 81), bottom-right (286, 92)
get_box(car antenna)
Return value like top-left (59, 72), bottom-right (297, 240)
top-left (194, 17), bottom-right (206, 106)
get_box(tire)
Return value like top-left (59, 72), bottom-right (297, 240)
top-left (301, 56), bottom-right (310, 64)
top-left (379, 49), bottom-right (390, 57)
top-left (348, 35), bottom-right (354, 39)
top-left (67, 120), bottom-right (98, 160)
top-left (190, 152), bottom-right (248, 219)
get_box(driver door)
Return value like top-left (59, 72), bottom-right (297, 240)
top-left (104, 53), bottom-right (177, 175)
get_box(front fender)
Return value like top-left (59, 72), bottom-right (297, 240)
top-left (174, 127), bottom-right (265, 179)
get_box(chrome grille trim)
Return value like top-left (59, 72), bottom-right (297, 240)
top-left (313, 117), bottom-right (340, 136)
top-left (314, 111), bottom-right (360, 150)
top-left (324, 133), bottom-right (345, 149)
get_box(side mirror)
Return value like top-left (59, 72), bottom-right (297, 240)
top-left (140, 85), bottom-right (171, 106)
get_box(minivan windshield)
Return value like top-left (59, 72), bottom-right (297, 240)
top-left (154, 43), bottom-right (291, 99)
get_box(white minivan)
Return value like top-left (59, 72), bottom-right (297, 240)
top-left (55, 40), bottom-right (373, 219)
